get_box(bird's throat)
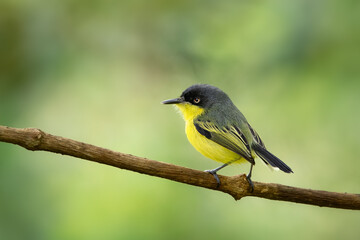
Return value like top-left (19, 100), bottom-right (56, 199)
top-left (175, 103), bottom-right (205, 122)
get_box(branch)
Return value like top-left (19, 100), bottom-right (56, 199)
top-left (0, 125), bottom-right (359, 210)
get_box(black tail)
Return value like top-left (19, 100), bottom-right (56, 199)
top-left (252, 143), bottom-right (293, 173)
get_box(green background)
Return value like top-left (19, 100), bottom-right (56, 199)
top-left (1, 0), bottom-right (359, 239)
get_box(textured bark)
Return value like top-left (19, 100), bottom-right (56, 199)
top-left (0, 125), bottom-right (359, 210)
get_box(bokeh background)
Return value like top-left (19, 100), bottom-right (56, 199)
top-left (1, 0), bottom-right (360, 239)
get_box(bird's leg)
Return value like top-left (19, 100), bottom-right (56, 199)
top-left (205, 163), bottom-right (228, 188)
top-left (205, 159), bottom-right (238, 188)
top-left (246, 163), bottom-right (254, 192)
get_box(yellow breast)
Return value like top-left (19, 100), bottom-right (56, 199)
top-left (175, 103), bottom-right (245, 164)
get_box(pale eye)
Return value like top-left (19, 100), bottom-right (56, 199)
top-left (193, 97), bottom-right (201, 104)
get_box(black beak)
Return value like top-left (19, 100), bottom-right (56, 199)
top-left (161, 97), bottom-right (184, 104)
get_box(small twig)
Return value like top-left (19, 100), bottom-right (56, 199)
top-left (0, 125), bottom-right (359, 210)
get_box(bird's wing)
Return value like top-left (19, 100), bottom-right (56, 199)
top-left (194, 120), bottom-right (255, 164)
top-left (247, 123), bottom-right (265, 148)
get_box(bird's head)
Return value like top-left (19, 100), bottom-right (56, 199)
top-left (162, 84), bottom-right (230, 121)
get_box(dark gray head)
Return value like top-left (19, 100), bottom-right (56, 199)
top-left (162, 84), bottom-right (232, 109)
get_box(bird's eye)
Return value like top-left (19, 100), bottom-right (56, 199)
top-left (193, 97), bottom-right (201, 104)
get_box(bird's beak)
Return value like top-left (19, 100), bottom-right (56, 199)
top-left (161, 97), bottom-right (184, 104)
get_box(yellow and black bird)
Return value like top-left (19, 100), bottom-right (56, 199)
top-left (162, 84), bottom-right (293, 190)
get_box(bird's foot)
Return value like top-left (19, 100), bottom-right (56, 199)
top-left (246, 174), bottom-right (254, 193)
top-left (205, 169), bottom-right (221, 188)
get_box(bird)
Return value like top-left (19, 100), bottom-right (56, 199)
top-left (162, 84), bottom-right (293, 191)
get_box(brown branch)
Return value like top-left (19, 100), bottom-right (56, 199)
top-left (0, 125), bottom-right (359, 210)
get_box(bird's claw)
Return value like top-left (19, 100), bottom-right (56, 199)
top-left (205, 169), bottom-right (221, 188)
top-left (246, 174), bottom-right (254, 193)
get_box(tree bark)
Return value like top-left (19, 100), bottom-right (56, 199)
top-left (0, 125), bottom-right (359, 210)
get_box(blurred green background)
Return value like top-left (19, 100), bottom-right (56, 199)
top-left (1, 0), bottom-right (360, 239)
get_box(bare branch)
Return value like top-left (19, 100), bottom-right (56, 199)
top-left (0, 125), bottom-right (359, 210)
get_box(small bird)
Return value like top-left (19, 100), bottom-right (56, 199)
top-left (162, 84), bottom-right (293, 190)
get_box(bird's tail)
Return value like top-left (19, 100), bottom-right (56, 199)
top-left (252, 142), bottom-right (293, 173)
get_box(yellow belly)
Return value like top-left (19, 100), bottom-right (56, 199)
top-left (175, 102), bottom-right (245, 164)
top-left (185, 120), bottom-right (245, 164)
